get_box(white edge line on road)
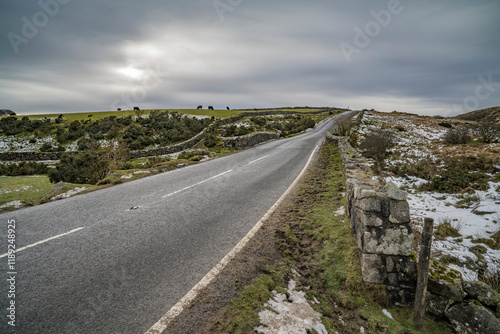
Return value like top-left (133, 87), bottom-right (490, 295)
top-left (0, 227), bottom-right (85, 259)
top-left (145, 140), bottom-right (323, 334)
top-left (161, 170), bottom-right (233, 198)
top-left (248, 155), bottom-right (270, 165)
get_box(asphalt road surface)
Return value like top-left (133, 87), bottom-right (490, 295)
top-left (0, 111), bottom-right (351, 333)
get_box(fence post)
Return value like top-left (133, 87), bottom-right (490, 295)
top-left (413, 217), bottom-right (434, 331)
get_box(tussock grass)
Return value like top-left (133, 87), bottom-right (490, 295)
top-left (434, 218), bottom-right (463, 240)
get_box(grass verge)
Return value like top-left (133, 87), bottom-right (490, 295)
top-left (0, 175), bottom-right (93, 211)
top-left (212, 143), bottom-right (452, 333)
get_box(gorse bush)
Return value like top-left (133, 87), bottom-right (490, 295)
top-left (204, 134), bottom-right (218, 148)
top-left (48, 141), bottom-right (130, 184)
top-left (0, 116), bottom-right (54, 135)
top-left (0, 161), bottom-right (49, 176)
top-left (49, 151), bottom-right (109, 185)
top-left (443, 127), bottom-right (471, 144)
top-left (224, 125), bottom-right (253, 137)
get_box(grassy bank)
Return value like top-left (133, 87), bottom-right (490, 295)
top-left (212, 143), bottom-right (451, 333)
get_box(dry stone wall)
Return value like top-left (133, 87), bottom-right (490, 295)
top-left (326, 133), bottom-right (416, 307)
top-left (223, 132), bottom-right (278, 149)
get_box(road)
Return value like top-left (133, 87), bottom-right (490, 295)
top-left (0, 112), bottom-right (350, 333)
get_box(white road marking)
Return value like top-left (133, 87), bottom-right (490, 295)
top-left (248, 155), bottom-right (270, 165)
top-left (161, 170), bottom-right (233, 198)
top-left (0, 227), bottom-right (85, 259)
top-left (145, 141), bottom-right (322, 334)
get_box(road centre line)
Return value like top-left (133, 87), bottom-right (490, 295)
top-left (248, 155), bottom-right (270, 165)
top-left (0, 227), bottom-right (85, 259)
top-left (145, 141), bottom-right (322, 334)
top-left (161, 170), bottom-right (233, 198)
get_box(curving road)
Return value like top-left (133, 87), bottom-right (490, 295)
top-left (0, 111), bottom-right (352, 333)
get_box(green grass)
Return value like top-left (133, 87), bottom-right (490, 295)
top-left (215, 261), bottom-right (290, 333)
top-left (24, 108), bottom-right (332, 123)
top-left (24, 108), bottom-right (247, 123)
top-left (26, 109), bottom-right (143, 123)
top-left (0, 175), bottom-right (93, 210)
top-left (0, 175), bottom-right (53, 207)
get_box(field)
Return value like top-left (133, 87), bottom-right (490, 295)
top-left (24, 108), bottom-right (246, 123)
top-left (23, 108), bottom-right (326, 123)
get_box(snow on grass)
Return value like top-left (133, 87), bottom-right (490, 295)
top-left (386, 176), bottom-right (500, 278)
top-left (0, 134), bottom-right (79, 153)
top-left (356, 111), bottom-right (500, 281)
top-left (256, 278), bottom-right (327, 334)
top-left (0, 200), bottom-right (24, 209)
top-left (50, 187), bottom-right (88, 201)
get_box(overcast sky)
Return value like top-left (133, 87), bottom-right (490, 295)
top-left (1, 0), bottom-right (499, 116)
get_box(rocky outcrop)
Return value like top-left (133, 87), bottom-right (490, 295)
top-left (426, 261), bottom-right (500, 333)
top-left (326, 133), bottom-right (416, 307)
top-left (445, 302), bottom-right (500, 334)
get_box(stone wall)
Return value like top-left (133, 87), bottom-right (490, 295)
top-left (223, 132), bottom-right (278, 149)
top-left (326, 133), bottom-right (416, 307)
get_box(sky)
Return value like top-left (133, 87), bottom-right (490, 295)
top-left (1, 0), bottom-right (499, 116)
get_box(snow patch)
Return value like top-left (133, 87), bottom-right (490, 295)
top-left (382, 309), bottom-right (394, 320)
top-left (50, 187), bottom-right (88, 201)
top-left (256, 279), bottom-right (327, 334)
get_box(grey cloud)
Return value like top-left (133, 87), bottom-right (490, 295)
top-left (1, 0), bottom-right (499, 115)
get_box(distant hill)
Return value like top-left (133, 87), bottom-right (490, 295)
top-left (454, 106), bottom-right (500, 123)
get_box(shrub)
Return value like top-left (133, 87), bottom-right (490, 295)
top-left (474, 122), bottom-right (500, 144)
top-left (359, 129), bottom-right (395, 161)
top-left (101, 140), bottom-right (130, 170)
top-left (421, 167), bottom-right (488, 193)
top-left (335, 117), bottom-right (353, 136)
top-left (77, 137), bottom-right (100, 151)
top-left (438, 122), bottom-right (453, 128)
top-left (48, 152), bottom-right (109, 184)
top-left (390, 158), bottom-right (437, 180)
top-left (395, 125), bottom-right (406, 132)
top-left (0, 161), bottom-right (49, 176)
top-left (40, 143), bottom-right (65, 152)
top-left (434, 221), bottom-right (461, 240)
top-left (204, 134), bottom-right (218, 148)
top-left (443, 127), bottom-right (471, 144)
top-left (250, 117), bottom-right (267, 126)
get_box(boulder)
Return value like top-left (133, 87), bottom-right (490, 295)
top-left (445, 302), bottom-right (500, 334)
top-left (426, 291), bottom-right (453, 318)
top-left (428, 263), bottom-right (465, 302)
top-left (463, 281), bottom-right (500, 307)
